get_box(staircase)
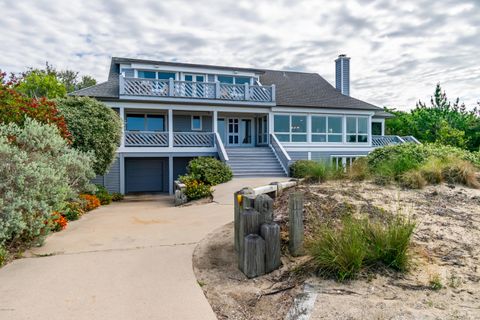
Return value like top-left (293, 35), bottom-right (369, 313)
top-left (226, 147), bottom-right (287, 177)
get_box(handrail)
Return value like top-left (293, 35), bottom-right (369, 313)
top-left (214, 132), bottom-right (229, 162)
top-left (269, 133), bottom-right (291, 175)
top-left (173, 132), bottom-right (214, 147)
top-left (120, 75), bottom-right (274, 102)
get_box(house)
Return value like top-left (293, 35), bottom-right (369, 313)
top-left (72, 55), bottom-right (417, 195)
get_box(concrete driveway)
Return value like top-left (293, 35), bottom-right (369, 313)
top-left (0, 177), bottom-right (287, 320)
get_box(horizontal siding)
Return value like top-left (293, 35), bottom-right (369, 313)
top-left (173, 115), bottom-right (212, 132)
top-left (288, 152), bottom-right (308, 161)
top-left (311, 151), bottom-right (369, 161)
top-left (91, 157), bottom-right (120, 193)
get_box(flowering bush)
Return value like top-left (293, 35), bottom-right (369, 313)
top-left (0, 118), bottom-right (95, 248)
top-left (93, 184), bottom-right (113, 205)
top-left (179, 174), bottom-right (213, 200)
top-left (49, 212), bottom-right (68, 232)
top-left (63, 202), bottom-right (85, 221)
top-left (79, 194), bottom-right (101, 211)
top-left (0, 72), bottom-right (71, 141)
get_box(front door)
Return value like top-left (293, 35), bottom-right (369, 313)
top-left (227, 118), bottom-right (254, 146)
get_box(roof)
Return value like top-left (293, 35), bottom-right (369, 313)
top-left (71, 57), bottom-right (390, 115)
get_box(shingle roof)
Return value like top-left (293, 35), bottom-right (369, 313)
top-left (71, 57), bottom-right (390, 116)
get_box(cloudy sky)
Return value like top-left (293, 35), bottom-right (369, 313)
top-left (0, 0), bottom-right (479, 110)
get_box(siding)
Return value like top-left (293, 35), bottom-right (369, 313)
top-left (173, 157), bottom-right (194, 181)
top-left (173, 115), bottom-right (212, 132)
top-left (287, 151), bottom-right (369, 162)
top-left (91, 157), bottom-right (120, 193)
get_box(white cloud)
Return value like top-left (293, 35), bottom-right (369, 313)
top-left (0, 0), bottom-right (478, 109)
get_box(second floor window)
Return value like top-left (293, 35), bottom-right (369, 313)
top-left (137, 71), bottom-right (176, 80)
top-left (126, 114), bottom-right (165, 132)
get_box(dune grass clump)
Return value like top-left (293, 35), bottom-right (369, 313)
top-left (290, 160), bottom-right (344, 183)
top-left (308, 216), bottom-right (415, 281)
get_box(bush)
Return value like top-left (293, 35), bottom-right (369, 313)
top-left (94, 184), bottom-right (113, 205)
top-left (111, 193), bottom-right (124, 202)
top-left (308, 216), bottom-right (415, 280)
top-left (419, 158), bottom-right (444, 184)
top-left (79, 194), bottom-right (101, 211)
top-left (348, 157), bottom-right (370, 181)
top-left (179, 174), bottom-right (213, 200)
top-left (290, 160), bottom-right (341, 182)
top-left (49, 212), bottom-right (68, 232)
top-left (441, 160), bottom-right (479, 188)
top-left (63, 202), bottom-right (85, 221)
top-left (399, 170), bottom-right (427, 189)
top-left (56, 96), bottom-right (122, 175)
top-left (0, 72), bottom-right (71, 140)
top-left (0, 246), bottom-right (7, 266)
top-left (186, 157), bottom-right (232, 186)
top-left (0, 118), bottom-right (94, 248)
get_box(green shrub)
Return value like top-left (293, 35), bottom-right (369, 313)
top-left (441, 159), bottom-right (479, 188)
top-left (290, 160), bottom-right (315, 178)
top-left (94, 184), bottom-right (113, 205)
top-left (0, 118), bottom-right (95, 248)
top-left (180, 174), bottom-right (213, 200)
top-left (63, 202), bottom-right (85, 221)
top-left (111, 193), bottom-right (124, 201)
top-left (56, 96), bottom-right (122, 175)
top-left (187, 157), bottom-right (232, 186)
top-left (365, 217), bottom-right (416, 271)
top-left (399, 170), bottom-right (427, 189)
top-left (290, 160), bottom-right (341, 182)
top-left (419, 158), bottom-right (444, 184)
top-left (0, 246), bottom-right (7, 266)
top-left (308, 216), bottom-right (415, 280)
top-left (309, 218), bottom-right (368, 281)
top-left (348, 157), bottom-right (370, 181)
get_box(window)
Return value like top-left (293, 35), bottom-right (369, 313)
top-left (218, 75), bottom-right (234, 84)
top-left (273, 115), bottom-right (307, 142)
top-left (217, 75), bottom-right (251, 84)
top-left (346, 117), bottom-right (368, 143)
top-left (126, 114), bottom-right (165, 132)
top-left (136, 71), bottom-right (176, 80)
top-left (235, 76), bottom-right (250, 84)
top-left (191, 115), bottom-right (202, 131)
top-left (372, 122), bottom-right (383, 135)
top-left (138, 71), bottom-right (156, 79)
top-left (311, 116), bottom-right (343, 142)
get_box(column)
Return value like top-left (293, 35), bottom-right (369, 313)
top-left (168, 109), bottom-right (173, 148)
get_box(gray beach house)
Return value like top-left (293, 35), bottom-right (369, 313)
top-left (72, 55), bottom-right (416, 194)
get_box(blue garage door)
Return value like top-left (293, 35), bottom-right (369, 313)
top-left (125, 158), bottom-right (166, 193)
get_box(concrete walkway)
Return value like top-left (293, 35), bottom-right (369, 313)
top-left (0, 177), bottom-right (287, 320)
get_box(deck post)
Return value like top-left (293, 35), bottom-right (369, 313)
top-left (271, 84), bottom-right (276, 102)
top-left (244, 83), bottom-right (250, 100)
top-left (168, 109), bottom-right (173, 147)
top-left (215, 81), bottom-right (221, 99)
top-left (168, 78), bottom-right (174, 96)
top-left (289, 192), bottom-right (304, 256)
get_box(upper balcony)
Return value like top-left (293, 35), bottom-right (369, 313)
top-left (119, 75), bottom-right (275, 105)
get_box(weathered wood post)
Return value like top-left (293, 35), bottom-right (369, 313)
top-left (261, 223), bottom-right (281, 273)
top-left (254, 193), bottom-right (274, 225)
top-left (234, 188), bottom-right (254, 252)
top-left (242, 234), bottom-right (266, 278)
top-left (289, 192), bottom-right (304, 256)
top-left (238, 208), bottom-right (261, 269)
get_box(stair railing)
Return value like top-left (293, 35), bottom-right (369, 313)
top-left (214, 132), bottom-right (229, 162)
top-left (269, 133), bottom-right (291, 175)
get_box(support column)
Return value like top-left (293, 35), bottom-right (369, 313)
top-left (213, 110), bottom-right (218, 133)
top-left (168, 109), bottom-right (173, 147)
top-left (119, 154), bottom-right (125, 195)
top-left (168, 156), bottom-right (173, 195)
top-left (119, 106), bottom-right (125, 148)
top-left (268, 112), bottom-right (274, 144)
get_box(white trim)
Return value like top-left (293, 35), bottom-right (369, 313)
top-left (272, 106), bottom-right (375, 116)
top-left (372, 118), bottom-right (385, 136)
top-left (284, 147), bottom-right (374, 152)
top-left (119, 106), bottom-right (125, 148)
top-left (213, 111), bottom-right (218, 133)
top-left (118, 95), bottom-right (275, 107)
top-left (345, 116), bottom-right (369, 145)
top-left (191, 115), bottom-right (203, 131)
top-left (106, 101), bottom-right (272, 113)
top-left (168, 109), bottom-right (173, 147)
top-left (117, 146), bottom-right (217, 153)
top-left (129, 63), bottom-right (258, 78)
top-left (119, 154), bottom-right (125, 194)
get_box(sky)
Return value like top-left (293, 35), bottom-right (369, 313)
top-left (0, 0), bottom-right (479, 110)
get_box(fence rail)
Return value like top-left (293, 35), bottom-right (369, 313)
top-left (121, 76), bottom-right (275, 103)
top-left (173, 132), bottom-right (214, 147)
top-left (124, 131), bottom-right (168, 147)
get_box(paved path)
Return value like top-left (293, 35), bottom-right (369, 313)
top-left (0, 177), bottom-right (287, 320)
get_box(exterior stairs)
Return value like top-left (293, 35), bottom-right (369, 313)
top-left (226, 147), bottom-right (287, 177)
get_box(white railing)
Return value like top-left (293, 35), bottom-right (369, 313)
top-left (401, 136), bottom-right (421, 144)
top-left (124, 131), bottom-right (168, 147)
top-left (120, 76), bottom-right (275, 103)
top-left (214, 132), bottom-right (229, 162)
top-left (372, 135), bottom-right (405, 147)
top-left (173, 132), bottom-right (214, 147)
top-left (269, 133), bottom-right (291, 175)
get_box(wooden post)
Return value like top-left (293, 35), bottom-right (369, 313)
top-left (242, 234), bottom-right (266, 278)
top-left (289, 192), bottom-right (304, 256)
top-left (254, 194), bottom-right (274, 224)
top-left (234, 188), bottom-right (255, 253)
top-left (261, 223), bottom-right (281, 273)
top-left (238, 208), bottom-right (261, 269)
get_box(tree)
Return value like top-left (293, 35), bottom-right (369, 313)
top-left (0, 72), bottom-right (71, 141)
top-left (13, 62), bottom-right (97, 98)
top-left (386, 84), bottom-right (480, 151)
top-left (56, 96), bottom-right (122, 175)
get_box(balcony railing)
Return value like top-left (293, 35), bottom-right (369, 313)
top-left (372, 135), bottom-right (421, 147)
top-left (120, 76), bottom-right (275, 103)
top-left (124, 131), bottom-right (214, 147)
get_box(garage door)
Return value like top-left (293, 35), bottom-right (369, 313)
top-left (125, 158), bottom-right (166, 193)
